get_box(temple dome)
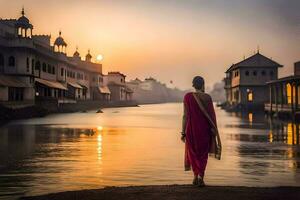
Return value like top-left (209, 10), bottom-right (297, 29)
top-left (16, 8), bottom-right (33, 29)
top-left (54, 31), bottom-right (67, 47)
top-left (73, 51), bottom-right (80, 57)
top-left (73, 47), bottom-right (80, 57)
top-left (85, 50), bottom-right (92, 61)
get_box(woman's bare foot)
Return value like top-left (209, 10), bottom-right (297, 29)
top-left (192, 176), bottom-right (198, 185)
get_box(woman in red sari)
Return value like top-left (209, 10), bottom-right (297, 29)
top-left (181, 76), bottom-right (221, 187)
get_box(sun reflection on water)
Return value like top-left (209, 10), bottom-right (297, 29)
top-left (97, 127), bottom-right (103, 164)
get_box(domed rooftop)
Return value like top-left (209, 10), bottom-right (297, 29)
top-left (16, 7), bottom-right (33, 29)
top-left (73, 47), bottom-right (80, 57)
top-left (86, 49), bottom-right (92, 60)
top-left (54, 31), bottom-right (67, 47)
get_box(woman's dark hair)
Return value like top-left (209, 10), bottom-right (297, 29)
top-left (192, 76), bottom-right (205, 91)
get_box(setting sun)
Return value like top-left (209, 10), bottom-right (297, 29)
top-left (96, 54), bottom-right (104, 62)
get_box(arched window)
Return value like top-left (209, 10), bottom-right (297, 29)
top-left (261, 70), bottom-right (266, 76)
top-left (8, 56), bottom-right (15, 67)
top-left (245, 71), bottom-right (249, 76)
top-left (35, 61), bottom-right (41, 70)
top-left (253, 71), bottom-right (257, 76)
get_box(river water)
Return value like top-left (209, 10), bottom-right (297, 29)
top-left (0, 103), bottom-right (299, 199)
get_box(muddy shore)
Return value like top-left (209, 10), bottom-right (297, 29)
top-left (21, 185), bottom-right (300, 200)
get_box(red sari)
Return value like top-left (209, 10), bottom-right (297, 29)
top-left (183, 92), bottom-right (217, 177)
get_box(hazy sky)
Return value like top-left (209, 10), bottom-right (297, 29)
top-left (0, 0), bottom-right (299, 89)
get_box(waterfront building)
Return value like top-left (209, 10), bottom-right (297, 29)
top-left (265, 61), bottom-right (300, 118)
top-left (0, 8), bottom-right (133, 109)
top-left (105, 72), bottom-right (133, 101)
top-left (69, 49), bottom-right (106, 101)
top-left (224, 52), bottom-right (283, 109)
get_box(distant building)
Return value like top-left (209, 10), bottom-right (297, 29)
top-left (224, 52), bottom-right (283, 109)
top-left (126, 77), bottom-right (186, 104)
top-left (126, 78), bottom-right (142, 91)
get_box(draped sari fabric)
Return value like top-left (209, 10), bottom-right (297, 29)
top-left (183, 92), bottom-right (217, 177)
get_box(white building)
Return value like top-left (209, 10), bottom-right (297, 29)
top-left (0, 8), bottom-right (112, 108)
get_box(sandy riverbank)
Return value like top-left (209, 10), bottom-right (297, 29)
top-left (21, 185), bottom-right (300, 200)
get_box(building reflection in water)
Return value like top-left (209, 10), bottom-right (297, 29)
top-left (231, 111), bottom-right (300, 179)
top-left (269, 120), bottom-right (300, 145)
top-left (248, 112), bottom-right (253, 124)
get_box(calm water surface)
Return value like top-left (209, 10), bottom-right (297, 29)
top-left (0, 103), bottom-right (300, 199)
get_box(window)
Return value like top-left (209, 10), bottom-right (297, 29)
top-left (261, 70), bottom-right (266, 76)
top-left (0, 54), bottom-right (4, 73)
top-left (8, 56), bottom-right (15, 67)
top-left (35, 61), bottom-right (41, 70)
top-left (270, 71), bottom-right (274, 76)
top-left (121, 78), bottom-right (123, 82)
top-left (52, 66), bottom-right (55, 74)
top-left (61, 68), bottom-right (64, 76)
top-left (245, 71), bottom-right (249, 76)
top-left (234, 71), bottom-right (239, 77)
top-left (0, 54), bottom-right (4, 66)
top-left (42, 63), bottom-right (47, 72)
top-left (8, 87), bottom-right (24, 101)
top-left (287, 83), bottom-right (292, 104)
top-left (26, 57), bottom-right (30, 72)
top-left (31, 59), bottom-right (35, 74)
top-left (247, 90), bottom-right (253, 102)
top-left (47, 64), bottom-right (51, 73)
top-left (77, 73), bottom-right (83, 80)
top-left (253, 71), bottom-right (257, 76)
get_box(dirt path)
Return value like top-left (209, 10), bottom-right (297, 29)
top-left (21, 185), bottom-right (300, 200)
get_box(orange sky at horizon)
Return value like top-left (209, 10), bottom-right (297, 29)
top-left (0, 0), bottom-right (299, 90)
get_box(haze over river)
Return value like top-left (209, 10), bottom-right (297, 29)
top-left (0, 103), bottom-right (299, 199)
